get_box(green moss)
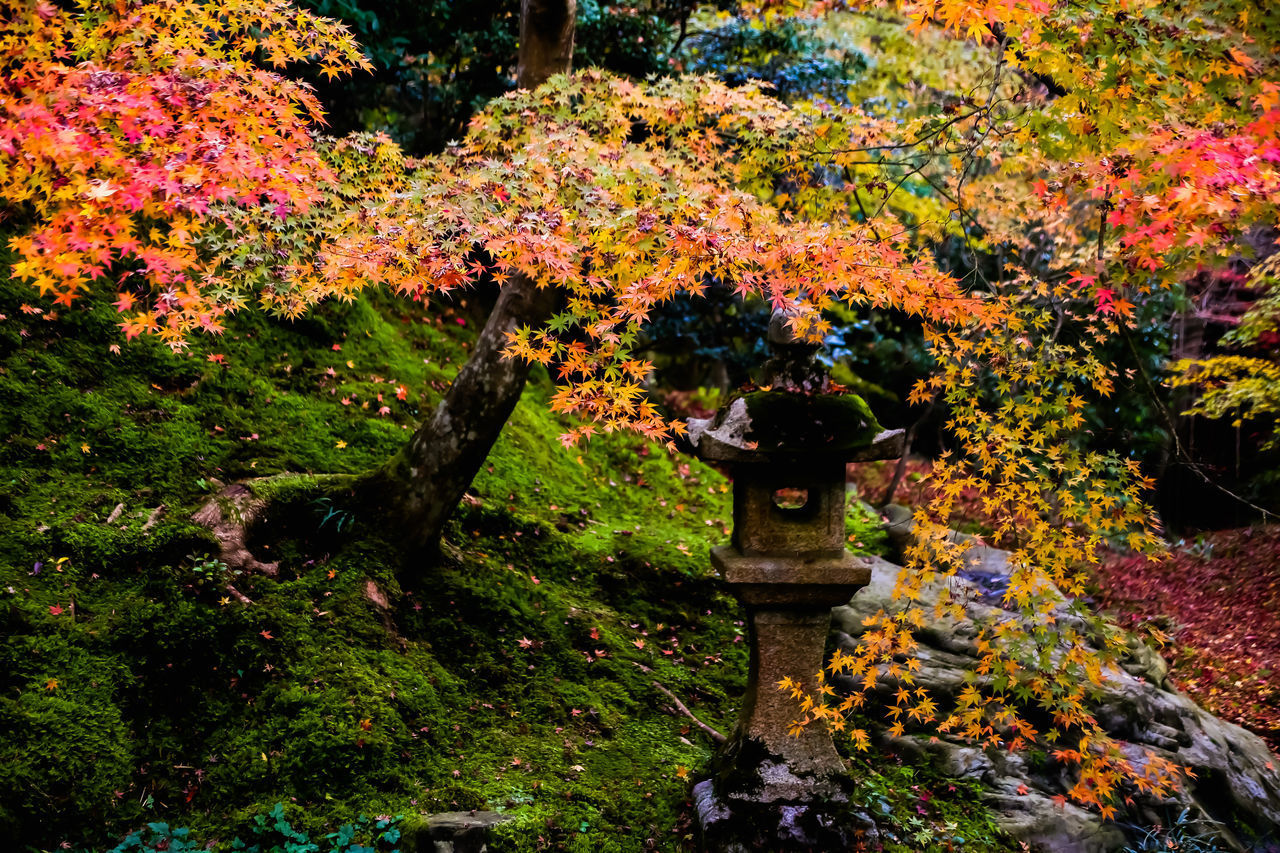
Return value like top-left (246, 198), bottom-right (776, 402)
top-left (0, 640), bottom-right (135, 837)
top-left (846, 497), bottom-right (889, 557)
top-left (740, 390), bottom-right (883, 453)
top-left (0, 264), bottom-right (1010, 852)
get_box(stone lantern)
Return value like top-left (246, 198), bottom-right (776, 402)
top-left (688, 312), bottom-right (903, 849)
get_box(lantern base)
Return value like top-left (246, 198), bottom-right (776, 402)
top-left (693, 775), bottom-right (879, 852)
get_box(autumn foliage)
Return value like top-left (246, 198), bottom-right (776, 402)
top-left (1094, 529), bottom-right (1280, 753)
top-left (3, 0), bottom-right (1280, 821)
top-left (769, 0), bottom-right (1280, 815)
top-left (322, 72), bottom-right (999, 442)
top-left (0, 0), bottom-right (369, 341)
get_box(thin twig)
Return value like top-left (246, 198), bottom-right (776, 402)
top-left (881, 394), bottom-right (938, 506)
top-left (652, 681), bottom-right (726, 743)
top-left (1117, 322), bottom-right (1276, 522)
top-left (670, 11), bottom-right (690, 59)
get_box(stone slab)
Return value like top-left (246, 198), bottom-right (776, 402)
top-left (711, 546), bottom-right (871, 607)
top-left (402, 810), bottom-right (513, 853)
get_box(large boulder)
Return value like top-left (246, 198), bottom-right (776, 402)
top-left (831, 517), bottom-right (1280, 852)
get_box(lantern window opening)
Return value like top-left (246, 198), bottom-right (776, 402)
top-left (770, 486), bottom-right (811, 513)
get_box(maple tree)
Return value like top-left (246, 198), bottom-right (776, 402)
top-left (0, 0), bottom-right (370, 336)
top-left (2, 0), bottom-right (990, 553)
top-left (3, 0), bottom-right (1278, 820)
top-left (753, 0), bottom-right (1280, 816)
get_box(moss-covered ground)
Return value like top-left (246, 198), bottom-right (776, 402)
top-left (0, 264), bottom-right (1014, 851)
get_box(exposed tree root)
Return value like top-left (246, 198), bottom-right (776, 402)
top-left (190, 473), bottom-right (412, 643)
top-left (191, 481), bottom-right (280, 576)
top-left (223, 584), bottom-right (254, 605)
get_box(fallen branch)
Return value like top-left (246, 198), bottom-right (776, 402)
top-left (223, 584), bottom-right (254, 605)
top-left (652, 680), bottom-right (726, 744)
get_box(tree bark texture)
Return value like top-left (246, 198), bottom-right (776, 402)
top-left (518, 0), bottom-right (576, 89)
top-left (379, 276), bottom-right (561, 567)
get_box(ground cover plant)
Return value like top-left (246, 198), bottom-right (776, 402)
top-left (0, 266), bottom-right (742, 845)
top-left (0, 270), bottom-right (742, 849)
top-left (1092, 528), bottom-right (1280, 753)
top-left (0, 270), bottom-right (1015, 851)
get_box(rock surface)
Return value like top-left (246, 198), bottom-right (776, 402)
top-left (694, 777), bottom-right (880, 852)
top-left (831, 510), bottom-right (1280, 851)
top-left (401, 810), bottom-right (513, 853)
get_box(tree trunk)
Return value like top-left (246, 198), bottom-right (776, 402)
top-left (373, 277), bottom-right (558, 561)
top-left (518, 0), bottom-right (576, 89)
top-left (369, 0), bottom-right (575, 575)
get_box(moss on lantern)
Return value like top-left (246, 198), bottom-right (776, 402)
top-left (737, 390), bottom-right (883, 454)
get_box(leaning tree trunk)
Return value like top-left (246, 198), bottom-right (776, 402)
top-left (373, 0), bottom-right (576, 572)
top-left (375, 278), bottom-right (560, 560)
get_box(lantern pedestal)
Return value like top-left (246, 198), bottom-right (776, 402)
top-left (713, 546), bottom-right (870, 797)
top-left (688, 387), bottom-right (902, 851)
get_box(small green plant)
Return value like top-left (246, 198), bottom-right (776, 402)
top-left (229, 804), bottom-right (402, 853)
top-left (312, 497), bottom-right (356, 534)
top-left (1121, 808), bottom-right (1228, 853)
top-left (843, 754), bottom-right (1011, 852)
top-left (496, 785), bottom-right (535, 810)
top-left (186, 554), bottom-right (240, 589)
top-left (101, 806), bottom-right (402, 853)
top-left (105, 823), bottom-right (204, 853)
